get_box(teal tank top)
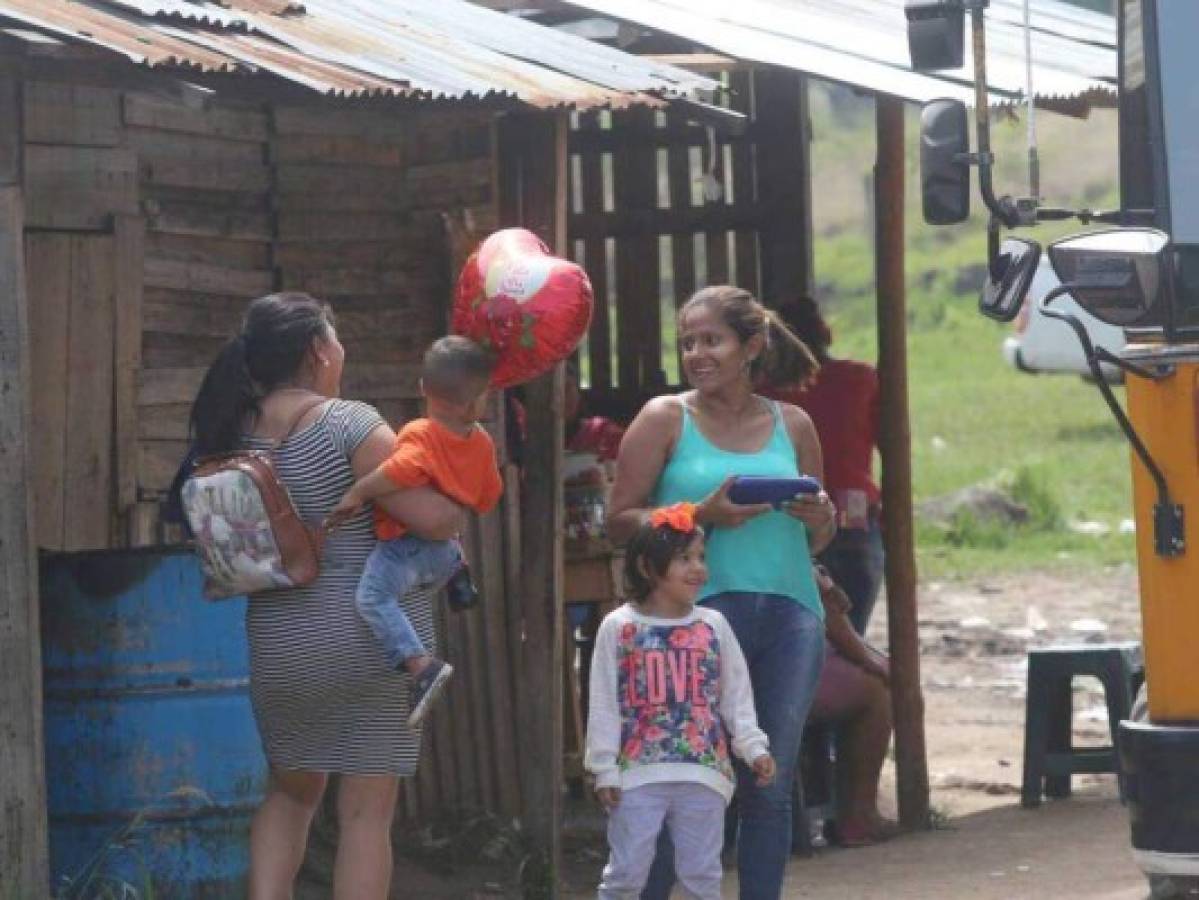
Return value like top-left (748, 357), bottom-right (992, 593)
top-left (653, 399), bottom-right (823, 619)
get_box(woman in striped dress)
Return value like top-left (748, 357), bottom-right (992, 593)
top-left (189, 293), bottom-right (463, 899)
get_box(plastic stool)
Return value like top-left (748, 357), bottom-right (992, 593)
top-left (1021, 642), bottom-right (1144, 808)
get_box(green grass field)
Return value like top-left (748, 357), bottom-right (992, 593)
top-left (825, 271), bottom-right (1135, 579)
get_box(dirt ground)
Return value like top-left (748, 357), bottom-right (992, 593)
top-left (369, 565), bottom-right (1152, 899)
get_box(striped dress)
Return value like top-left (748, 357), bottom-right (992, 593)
top-left (243, 399), bottom-right (434, 775)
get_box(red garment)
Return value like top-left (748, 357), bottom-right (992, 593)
top-left (375, 418), bottom-right (503, 541)
top-left (764, 358), bottom-right (880, 506)
top-left (566, 416), bottom-right (625, 462)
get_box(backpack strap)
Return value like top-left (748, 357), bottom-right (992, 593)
top-left (272, 394), bottom-right (345, 545)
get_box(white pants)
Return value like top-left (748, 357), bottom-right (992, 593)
top-left (597, 782), bottom-right (725, 900)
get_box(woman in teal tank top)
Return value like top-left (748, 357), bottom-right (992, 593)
top-left (608, 286), bottom-right (838, 900)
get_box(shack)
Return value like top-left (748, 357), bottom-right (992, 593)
top-left (0, 1), bottom-right (718, 893)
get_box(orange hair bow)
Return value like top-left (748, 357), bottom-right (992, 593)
top-left (648, 502), bottom-right (698, 534)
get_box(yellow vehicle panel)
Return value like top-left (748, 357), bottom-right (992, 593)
top-left (1126, 350), bottom-right (1199, 721)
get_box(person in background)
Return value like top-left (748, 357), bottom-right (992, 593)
top-left (762, 297), bottom-right (883, 635)
top-left (809, 567), bottom-right (896, 847)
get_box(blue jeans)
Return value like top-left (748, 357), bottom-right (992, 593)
top-left (641, 592), bottom-right (826, 900)
top-left (355, 536), bottom-right (462, 669)
top-left (817, 521), bottom-right (884, 635)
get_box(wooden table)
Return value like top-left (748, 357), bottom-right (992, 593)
top-left (564, 542), bottom-right (623, 605)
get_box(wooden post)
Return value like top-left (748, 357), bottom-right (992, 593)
top-left (612, 107), bottom-right (660, 392)
top-left (0, 75), bottom-right (49, 894)
top-left (113, 215), bottom-right (144, 543)
top-left (754, 67), bottom-right (814, 303)
top-left (498, 109), bottom-right (567, 892)
top-left (874, 94), bottom-right (930, 830)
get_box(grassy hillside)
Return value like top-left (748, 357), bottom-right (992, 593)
top-left (807, 83), bottom-right (1134, 578)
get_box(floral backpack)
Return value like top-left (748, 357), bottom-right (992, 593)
top-left (181, 397), bottom-right (328, 599)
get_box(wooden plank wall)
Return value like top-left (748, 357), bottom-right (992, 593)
top-left (567, 70), bottom-right (811, 422)
top-left (26, 232), bottom-right (117, 551)
top-left (130, 92), bottom-right (275, 527)
top-left (270, 105), bottom-right (494, 430)
top-left (22, 81), bottom-right (131, 550)
top-left (0, 73), bottom-right (50, 894)
top-left (20, 81), bottom-right (503, 547)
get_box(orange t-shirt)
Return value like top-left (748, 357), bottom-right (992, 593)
top-left (373, 418), bottom-right (503, 541)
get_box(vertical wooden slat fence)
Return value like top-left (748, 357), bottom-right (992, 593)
top-left (567, 69), bottom-right (811, 415)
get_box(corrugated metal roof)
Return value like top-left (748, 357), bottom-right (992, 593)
top-left (557, 0), bottom-right (1117, 108)
top-left (0, 0), bottom-right (718, 107)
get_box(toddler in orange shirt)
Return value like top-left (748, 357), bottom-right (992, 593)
top-left (334, 336), bottom-right (502, 727)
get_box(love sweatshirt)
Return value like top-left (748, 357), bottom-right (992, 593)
top-left (585, 603), bottom-right (769, 802)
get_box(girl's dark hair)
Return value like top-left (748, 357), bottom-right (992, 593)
top-left (189, 292), bottom-right (334, 456)
top-left (623, 523), bottom-right (701, 602)
top-left (775, 297), bottom-right (832, 363)
top-left (680, 285), bottom-right (818, 390)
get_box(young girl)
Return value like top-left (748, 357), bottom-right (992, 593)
top-left (586, 503), bottom-right (776, 899)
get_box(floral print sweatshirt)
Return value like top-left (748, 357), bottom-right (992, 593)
top-left (585, 604), bottom-right (769, 802)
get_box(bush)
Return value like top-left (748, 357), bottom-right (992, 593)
top-left (1010, 467), bottom-right (1062, 531)
top-left (944, 509), bottom-right (1012, 549)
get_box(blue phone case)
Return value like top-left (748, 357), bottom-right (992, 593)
top-left (727, 475), bottom-right (822, 507)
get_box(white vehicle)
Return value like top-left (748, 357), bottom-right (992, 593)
top-left (1001, 257), bottom-right (1125, 383)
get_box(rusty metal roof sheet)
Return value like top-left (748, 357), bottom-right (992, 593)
top-left (558, 0), bottom-right (1117, 108)
top-left (0, 0), bottom-right (717, 107)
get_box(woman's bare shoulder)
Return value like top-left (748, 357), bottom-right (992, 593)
top-left (769, 397), bottom-right (814, 432)
top-left (637, 393), bottom-right (686, 424)
top-left (617, 394), bottom-right (685, 463)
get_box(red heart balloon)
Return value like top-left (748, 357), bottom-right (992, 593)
top-left (451, 228), bottom-right (593, 388)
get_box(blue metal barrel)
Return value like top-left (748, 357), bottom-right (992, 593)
top-left (41, 548), bottom-right (265, 898)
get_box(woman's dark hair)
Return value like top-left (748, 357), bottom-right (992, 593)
top-left (679, 285), bottom-right (818, 390)
top-left (189, 292), bottom-right (334, 456)
top-left (623, 523), bottom-right (701, 602)
top-left (775, 297), bottom-right (832, 363)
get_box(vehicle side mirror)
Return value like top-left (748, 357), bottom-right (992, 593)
top-left (980, 237), bottom-right (1041, 322)
top-left (1048, 229), bottom-right (1170, 327)
top-left (905, 0), bottom-right (965, 71)
top-left (920, 99), bottom-right (970, 225)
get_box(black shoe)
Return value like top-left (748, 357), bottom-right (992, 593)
top-left (407, 659), bottom-right (453, 729)
top-left (445, 565), bottom-right (479, 611)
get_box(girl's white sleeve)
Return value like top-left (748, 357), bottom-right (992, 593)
top-left (713, 613), bottom-right (770, 763)
top-left (584, 614), bottom-right (623, 789)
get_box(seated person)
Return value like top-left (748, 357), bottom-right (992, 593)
top-left (810, 567), bottom-right (896, 847)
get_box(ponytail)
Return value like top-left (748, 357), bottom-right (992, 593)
top-left (679, 285), bottom-right (818, 391)
top-left (760, 308), bottom-right (819, 390)
top-left (189, 292), bottom-right (333, 457)
top-left (190, 334), bottom-right (260, 457)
